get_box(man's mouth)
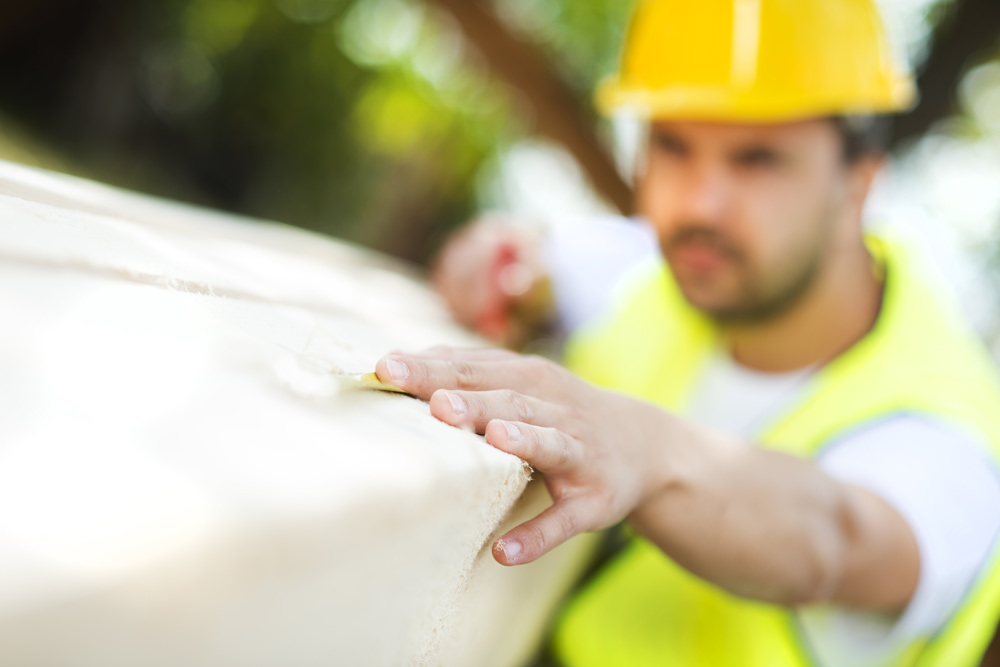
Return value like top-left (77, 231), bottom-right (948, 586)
top-left (667, 241), bottom-right (733, 273)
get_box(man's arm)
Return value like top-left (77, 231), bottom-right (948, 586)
top-left (630, 425), bottom-right (919, 609)
top-left (374, 347), bottom-right (920, 612)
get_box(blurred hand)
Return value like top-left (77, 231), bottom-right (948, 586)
top-left (374, 346), bottom-right (674, 566)
top-left (431, 218), bottom-right (554, 348)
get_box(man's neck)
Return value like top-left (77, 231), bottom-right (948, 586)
top-left (721, 240), bottom-right (883, 373)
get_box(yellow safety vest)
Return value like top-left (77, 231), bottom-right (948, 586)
top-left (553, 235), bottom-right (1000, 666)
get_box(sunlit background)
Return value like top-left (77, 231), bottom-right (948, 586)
top-left (1, 0), bottom-right (999, 344)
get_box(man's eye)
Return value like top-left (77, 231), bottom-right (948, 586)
top-left (735, 149), bottom-right (781, 168)
top-left (653, 135), bottom-right (687, 156)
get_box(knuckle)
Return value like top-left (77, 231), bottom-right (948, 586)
top-left (554, 507), bottom-right (578, 540)
top-left (593, 488), bottom-right (617, 515)
top-left (542, 428), bottom-right (572, 469)
top-left (451, 360), bottom-right (482, 390)
top-left (526, 522), bottom-right (549, 553)
top-left (555, 402), bottom-right (581, 429)
top-left (501, 389), bottom-right (534, 421)
top-left (594, 487), bottom-right (630, 527)
top-left (556, 431), bottom-right (576, 468)
top-left (522, 354), bottom-right (552, 376)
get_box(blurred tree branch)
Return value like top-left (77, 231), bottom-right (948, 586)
top-left (423, 0), bottom-right (633, 214)
top-left (890, 0), bottom-right (1000, 149)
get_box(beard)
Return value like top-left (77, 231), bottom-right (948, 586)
top-left (660, 223), bottom-right (830, 325)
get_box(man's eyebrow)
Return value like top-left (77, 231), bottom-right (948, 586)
top-left (729, 143), bottom-right (785, 163)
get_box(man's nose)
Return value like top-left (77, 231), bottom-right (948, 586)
top-left (676, 164), bottom-right (730, 224)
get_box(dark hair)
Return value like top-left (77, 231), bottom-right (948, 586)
top-left (831, 115), bottom-right (893, 163)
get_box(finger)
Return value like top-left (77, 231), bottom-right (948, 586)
top-left (374, 354), bottom-right (544, 398)
top-left (388, 346), bottom-right (518, 362)
top-left (493, 496), bottom-right (593, 566)
top-left (429, 390), bottom-right (562, 433)
top-left (484, 420), bottom-right (580, 473)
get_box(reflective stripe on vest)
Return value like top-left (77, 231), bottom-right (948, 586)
top-left (554, 235), bottom-right (1000, 667)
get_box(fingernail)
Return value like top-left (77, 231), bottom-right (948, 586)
top-left (386, 358), bottom-right (409, 382)
top-left (503, 421), bottom-right (521, 442)
top-left (502, 539), bottom-right (522, 562)
top-left (445, 391), bottom-right (466, 416)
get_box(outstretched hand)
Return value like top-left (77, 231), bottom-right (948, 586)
top-left (374, 346), bottom-right (675, 566)
top-left (376, 347), bottom-right (921, 609)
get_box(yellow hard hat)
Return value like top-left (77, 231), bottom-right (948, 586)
top-left (597, 0), bottom-right (918, 121)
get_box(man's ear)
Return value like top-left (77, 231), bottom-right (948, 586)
top-left (848, 153), bottom-right (885, 217)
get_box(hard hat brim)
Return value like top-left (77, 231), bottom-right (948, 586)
top-left (596, 77), bottom-right (919, 122)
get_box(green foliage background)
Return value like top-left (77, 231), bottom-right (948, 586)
top-left (0, 0), bottom-right (630, 261)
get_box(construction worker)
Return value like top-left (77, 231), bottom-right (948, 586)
top-left (376, 0), bottom-right (1000, 664)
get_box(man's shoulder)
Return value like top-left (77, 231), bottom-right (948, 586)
top-left (763, 235), bottom-right (1000, 456)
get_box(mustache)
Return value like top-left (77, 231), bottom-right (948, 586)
top-left (662, 226), bottom-right (744, 262)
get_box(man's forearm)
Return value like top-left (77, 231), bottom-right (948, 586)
top-left (629, 416), bottom-right (920, 610)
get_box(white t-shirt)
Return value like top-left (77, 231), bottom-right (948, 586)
top-left (544, 216), bottom-right (1000, 666)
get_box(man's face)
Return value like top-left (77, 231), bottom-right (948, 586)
top-left (637, 119), bottom-right (857, 323)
